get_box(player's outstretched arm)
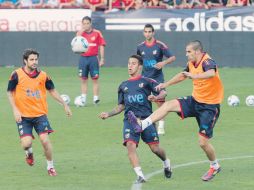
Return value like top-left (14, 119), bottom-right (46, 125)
top-left (48, 89), bottom-right (72, 117)
top-left (182, 69), bottom-right (215, 79)
top-left (99, 104), bottom-right (125, 120)
top-left (156, 72), bottom-right (186, 91)
top-left (148, 90), bottom-right (167, 102)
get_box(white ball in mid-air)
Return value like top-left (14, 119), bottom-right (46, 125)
top-left (227, 95), bottom-right (240, 107)
top-left (60, 94), bottom-right (71, 105)
top-left (71, 36), bottom-right (89, 54)
top-left (74, 96), bottom-right (86, 107)
top-left (245, 95), bottom-right (254, 107)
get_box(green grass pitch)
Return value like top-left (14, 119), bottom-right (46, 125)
top-left (0, 67), bottom-right (253, 190)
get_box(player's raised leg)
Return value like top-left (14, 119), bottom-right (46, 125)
top-left (128, 99), bottom-right (181, 132)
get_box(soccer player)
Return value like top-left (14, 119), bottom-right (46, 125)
top-left (99, 55), bottom-right (172, 183)
top-left (137, 23), bottom-right (176, 135)
top-left (7, 49), bottom-right (72, 176)
top-left (128, 40), bottom-right (224, 181)
top-left (76, 16), bottom-right (106, 106)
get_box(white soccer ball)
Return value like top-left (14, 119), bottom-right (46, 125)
top-left (227, 95), bottom-right (240, 107)
top-left (245, 95), bottom-right (254, 107)
top-left (74, 96), bottom-right (86, 107)
top-left (71, 36), bottom-right (89, 54)
top-left (60, 94), bottom-right (71, 105)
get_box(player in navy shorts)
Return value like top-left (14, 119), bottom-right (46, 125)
top-left (76, 16), bottom-right (106, 105)
top-left (137, 24), bottom-right (176, 134)
top-left (99, 55), bottom-right (172, 184)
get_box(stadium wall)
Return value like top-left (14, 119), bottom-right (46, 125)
top-left (0, 31), bottom-right (253, 67)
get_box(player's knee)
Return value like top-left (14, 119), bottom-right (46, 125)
top-left (150, 144), bottom-right (160, 154)
top-left (21, 137), bottom-right (32, 148)
top-left (199, 139), bottom-right (208, 149)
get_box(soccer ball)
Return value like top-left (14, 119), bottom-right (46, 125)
top-left (227, 95), bottom-right (240, 107)
top-left (245, 95), bottom-right (254, 106)
top-left (71, 36), bottom-right (89, 54)
top-left (60, 94), bottom-right (71, 105)
top-left (74, 96), bottom-right (86, 107)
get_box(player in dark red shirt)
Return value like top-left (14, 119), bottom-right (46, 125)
top-left (76, 16), bottom-right (106, 106)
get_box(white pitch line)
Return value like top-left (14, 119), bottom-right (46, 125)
top-left (131, 155), bottom-right (254, 190)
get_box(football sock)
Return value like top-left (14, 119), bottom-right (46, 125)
top-left (141, 117), bottom-right (152, 130)
top-left (158, 120), bottom-right (165, 128)
top-left (81, 94), bottom-right (87, 101)
top-left (25, 147), bottom-right (33, 156)
top-left (47, 160), bottom-right (54, 170)
top-left (210, 159), bottom-right (220, 169)
top-left (163, 158), bottom-right (171, 169)
top-left (93, 96), bottom-right (99, 102)
top-left (134, 166), bottom-right (145, 178)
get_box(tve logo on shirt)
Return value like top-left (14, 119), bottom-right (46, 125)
top-left (128, 94), bottom-right (144, 103)
top-left (26, 89), bottom-right (41, 99)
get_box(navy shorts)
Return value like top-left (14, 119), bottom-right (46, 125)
top-left (16, 115), bottom-right (54, 138)
top-left (177, 96), bottom-right (220, 138)
top-left (79, 56), bottom-right (99, 80)
top-left (123, 119), bottom-right (159, 146)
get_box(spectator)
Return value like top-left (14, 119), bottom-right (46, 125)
top-left (122, 0), bottom-right (135, 11)
top-left (43, 0), bottom-right (59, 8)
top-left (227, 0), bottom-right (250, 6)
top-left (173, 0), bottom-right (191, 8)
top-left (205, 0), bottom-right (223, 8)
top-left (18, 0), bottom-right (33, 8)
top-left (133, 0), bottom-right (145, 9)
top-left (104, 0), bottom-right (121, 13)
top-left (83, 0), bottom-right (106, 12)
top-left (59, 0), bottom-right (75, 8)
top-left (147, 0), bottom-right (172, 9)
top-left (1, 0), bottom-right (19, 8)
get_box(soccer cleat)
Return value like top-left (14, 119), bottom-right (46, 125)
top-left (127, 111), bottom-right (142, 133)
top-left (135, 176), bottom-right (146, 184)
top-left (157, 126), bottom-right (165, 135)
top-left (201, 167), bottom-right (221, 181)
top-left (26, 153), bottom-right (34, 166)
top-left (48, 168), bottom-right (57, 176)
top-left (94, 99), bottom-right (100, 105)
top-left (164, 167), bottom-right (172, 178)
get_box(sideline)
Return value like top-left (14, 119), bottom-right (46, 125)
top-left (130, 155), bottom-right (254, 190)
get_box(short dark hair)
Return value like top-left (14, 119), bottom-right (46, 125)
top-left (23, 48), bottom-right (39, 64)
top-left (187, 40), bottom-right (203, 52)
top-left (144, 24), bottom-right (154, 32)
top-left (130, 55), bottom-right (143, 65)
top-left (82, 16), bottom-right (92, 23)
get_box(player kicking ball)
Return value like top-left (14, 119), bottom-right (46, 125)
top-left (99, 55), bottom-right (172, 183)
top-left (128, 40), bottom-right (223, 182)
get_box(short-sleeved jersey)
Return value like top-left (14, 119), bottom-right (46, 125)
top-left (122, 0), bottom-right (133, 6)
top-left (7, 68), bottom-right (55, 117)
top-left (80, 29), bottom-right (106, 57)
top-left (137, 39), bottom-right (173, 79)
top-left (184, 53), bottom-right (224, 104)
top-left (118, 75), bottom-right (162, 119)
top-left (87, 0), bottom-right (103, 5)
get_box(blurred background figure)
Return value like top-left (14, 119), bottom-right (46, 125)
top-left (0, 0), bottom-right (19, 8)
top-left (43, 0), bottom-right (59, 8)
top-left (83, 0), bottom-right (106, 12)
